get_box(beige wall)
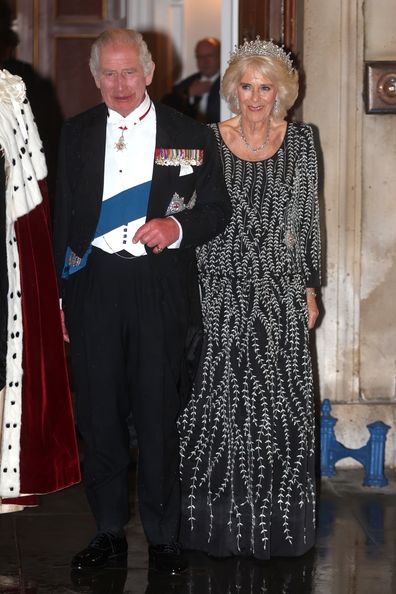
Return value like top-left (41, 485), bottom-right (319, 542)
top-left (303, 0), bottom-right (396, 465)
top-left (360, 0), bottom-right (396, 403)
top-left (183, 0), bottom-right (221, 79)
top-left (126, 0), bottom-right (222, 88)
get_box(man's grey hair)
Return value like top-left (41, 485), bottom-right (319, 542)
top-left (89, 29), bottom-right (154, 78)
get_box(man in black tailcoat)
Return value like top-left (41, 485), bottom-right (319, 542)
top-left (53, 29), bottom-right (230, 574)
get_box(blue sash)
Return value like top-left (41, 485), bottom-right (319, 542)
top-left (62, 181), bottom-right (151, 279)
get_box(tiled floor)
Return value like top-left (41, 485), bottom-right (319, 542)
top-left (0, 468), bottom-right (395, 593)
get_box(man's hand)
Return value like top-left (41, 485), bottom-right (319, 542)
top-left (133, 217), bottom-right (180, 254)
top-left (189, 79), bottom-right (212, 98)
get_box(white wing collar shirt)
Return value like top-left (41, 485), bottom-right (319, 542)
top-left (92, 93), bottom-right (181, 257)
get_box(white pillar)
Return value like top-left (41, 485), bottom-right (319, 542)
top-left (220, 0), bottom-right (239, 120)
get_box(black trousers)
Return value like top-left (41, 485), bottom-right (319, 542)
top-left (64, 248), bottom-right (189, 545)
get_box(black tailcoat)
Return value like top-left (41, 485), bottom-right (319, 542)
top-left (54, 101), bottom-right (228, 282)
top-left (53, 101), bottom-right (230, 543)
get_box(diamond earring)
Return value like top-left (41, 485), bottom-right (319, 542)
top-left (272, 97), bottom-right (280, 115)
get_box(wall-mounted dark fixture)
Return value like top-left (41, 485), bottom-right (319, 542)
top-left (365, 61), bottom-right (396, 114)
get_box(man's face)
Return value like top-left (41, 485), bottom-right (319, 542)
top-left (94, 42), bottom-right (154, 117)
top-left (195, 41), bottom-right (220, 78)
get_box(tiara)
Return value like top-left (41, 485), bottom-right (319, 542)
top-left (228, 37), bottom-right (294, 74)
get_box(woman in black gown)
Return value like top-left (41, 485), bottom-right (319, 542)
top-left (179, 38), bottom-right (321, 559)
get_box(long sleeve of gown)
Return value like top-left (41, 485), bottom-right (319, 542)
top-left (297, 124), bottom-right (321, 288)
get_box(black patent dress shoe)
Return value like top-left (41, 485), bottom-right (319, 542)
top-left (71, 532), bottom-right (128, 570)
top-left (148, 542), bottom-right (187, 574)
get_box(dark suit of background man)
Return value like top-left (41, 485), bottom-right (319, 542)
top-left (53, 29), bottom-right (230, 574)
top-left (162, 37), bottom-right (221, 123)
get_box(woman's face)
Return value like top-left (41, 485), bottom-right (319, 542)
top-left (236, 66), bottom-right (277, 121)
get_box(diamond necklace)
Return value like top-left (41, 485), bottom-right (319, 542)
top-left (239, 117), bottom-right (271, 153)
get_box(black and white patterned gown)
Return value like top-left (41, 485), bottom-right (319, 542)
top-left (178, 122), bottom-right (321, 559)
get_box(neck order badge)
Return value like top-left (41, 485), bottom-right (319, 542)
top-left (115, 126), bottom-right (127, 151)
top-left (113, 101), bottom-right (152, 152)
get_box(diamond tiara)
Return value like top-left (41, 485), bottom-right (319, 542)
top-left (228, 37), bottom-right (295, 74)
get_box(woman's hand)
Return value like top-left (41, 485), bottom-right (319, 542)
top-left (306, 289), bottom-right (319, 330)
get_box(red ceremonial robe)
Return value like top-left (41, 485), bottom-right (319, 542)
top-left (1, 181), bottom-right (80, 508)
